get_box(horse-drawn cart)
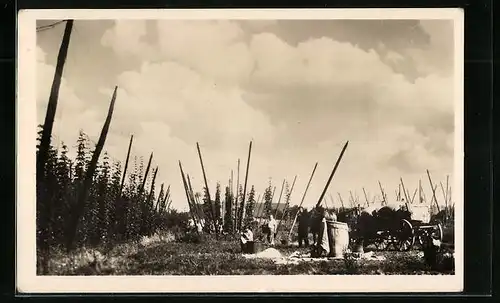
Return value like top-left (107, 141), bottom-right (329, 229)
top-left (346, 204), bottom-right (443, 252)
top-left (408, 205), bottom-right (444, 249)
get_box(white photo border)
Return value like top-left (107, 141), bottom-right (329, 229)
top-left (16, 8), bottom-right (464, 293)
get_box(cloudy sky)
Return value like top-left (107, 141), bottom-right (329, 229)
top-left (36, 18), bottom-right (456, 212)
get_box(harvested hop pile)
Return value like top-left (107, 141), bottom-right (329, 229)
top-left (243, 248), bottom-right (283, 259)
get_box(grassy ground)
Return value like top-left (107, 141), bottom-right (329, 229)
top-left (45, 231), bottom-right (454, 276)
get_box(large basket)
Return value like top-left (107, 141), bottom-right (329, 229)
top-left (325, 220), bottom-right (350, 257)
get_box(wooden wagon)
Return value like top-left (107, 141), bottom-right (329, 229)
top-left (407, 204), bottom-right (444, 249)
top-left (348, 203), bottom-right (443, 251)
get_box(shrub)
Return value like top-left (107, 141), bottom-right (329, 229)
top-left (177, 230), bottom-right (204, 244)
top-left (342, 250), bottom-right (360, 274)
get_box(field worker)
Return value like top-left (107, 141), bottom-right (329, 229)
top-left (196, 221), bottom-right (203, 233)
top-left (187, 218), bottom-right (195, 229)
top-left (298, 207), bottom-right (310, 248)
top-left (311, 208), bottom-right (330, 257)
top-left (318, 215), bottom-right (330, 255)
top-left (267, 214), bottom-right (277, 246)
top-left (310, 206), bottom-right (325, 246)
top-left (240, 227), bottom-right (254, 253)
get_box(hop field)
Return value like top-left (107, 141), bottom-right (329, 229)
top-left (46, 232), bottom-right (455, 276)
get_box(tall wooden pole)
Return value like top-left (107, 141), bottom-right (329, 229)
top-left (37, 20), bottom-right (74, 182)
top-left (230, 170), bottom-right (234, 198)
top-left (337, 192), bottom-right (344, 208)
top-left (160, 185), bottom-right (170, 213)
top-left (154, 183), bottom-right (164, 212)
top-left (440, 181), bottom-right (448, 223)
top-left (179, 162), bottom-right (199, 230)
top-left (399, 177), bottom-right (410, 210)
top-left (119, 134), bottom-right (133, 198)
top-left (66, 86), bottom-right (118, 252)
top-left (274, 179), bottom-right (286, 217)
top-left (426, 169), bottom-right (441, 213)
top-left (138, 152), bottom-right (153, 197)
top-left (322, 195), bottom-right (330, 209)
top-left (316, 141), bottom-right (349, 209)
top-left (329, 193), bottom-right (335, 209)
top-left (276, 175), bottom-right (297, 234)
top-left (349, 191), bottom-right (355, 207)
top-left (419, 179), bottom-right (422, 203)
top-left (239, 141), bottom-right (253, 230)
top-left (37, 20), bottom-right (74, 272)
top-left (362, 187), bottom-right (370, 207)
top-left (196, 143), bottom-right (218, 235)
top-left (411, 187), bottom-right (418, 204)
top-left (378, 181), bottom-right (387, 206)
top-left (234, 159), bottom-right (240, 231)
top-left (398, 184), bottom-right (401, 201)
top-left (146, 166), bottom-right (159, 205)
top-left (445, 175), bottom-right (450, 221)
top-left (186, 174), bottom-right (202, 221)
top-left (288, 162), bottom-right (318, 238)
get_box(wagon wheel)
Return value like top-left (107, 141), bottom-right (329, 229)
top-left (374, 238), bottom-right (390, 251)
top-left (397, 219), bottom-right (415, 251)
top-left (415, 228), bottom-right (428, 248)
top-left (374, 231), bottom-right (390, 251)
top-left (432, 223), bottom-right (444, 242)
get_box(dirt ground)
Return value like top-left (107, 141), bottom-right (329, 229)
top-left (46, 235), bottom-right (455, 276)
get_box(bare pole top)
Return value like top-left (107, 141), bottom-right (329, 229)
top-left (315, 141), bottom-right (349, 209)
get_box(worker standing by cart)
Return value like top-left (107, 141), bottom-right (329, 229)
top-left (297, 207), bottom-right (310, 248)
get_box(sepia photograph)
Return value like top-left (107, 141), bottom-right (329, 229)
top-left (17, 9), bottom-right (464, 293)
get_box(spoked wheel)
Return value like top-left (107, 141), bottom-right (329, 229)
top-left (374, 231), bottom-right (390, 251)
top-left (397, 219), bottom-right (415, 251)
top-left (415, 229), bottom-right (429, 248)
top-left (415, 224), bottom-right (442, 249)
top-left (432, 223), bottom-right (444, 242)
top-left (374, 238), bottom-right (389, 251)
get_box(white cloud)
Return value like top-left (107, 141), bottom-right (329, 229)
top-left (100, 20), bottom-right (156, 58)
top-left (155, 20), bottom-right (254, 85)
top-left (37, 20), bottom-right (456, 212)
top-left (37, 46), bottom-right (91, 155)
top-left (407, 20), bottom-right (455, 77)
top-left (238, 20), bottom-right (278, 32)
top-left (385, 50), bottom-right (405, 63)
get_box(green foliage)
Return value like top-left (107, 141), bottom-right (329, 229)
top-left (36, 128), bottom-right (184, 265)
top-left (263, 180), bottom-right (273, 217)
top-left (223, 186), bottom-right (233, 233)
top-left (214, 183), bottom-right (222, 223)
top-left (202, 187), bottom-right (215, 233)
top-left (342, 251), bottom-right (360, 274)
top-left (236, 185), bottom-right (244, 229)
top-left (243, 186), bottom-right (256, 229)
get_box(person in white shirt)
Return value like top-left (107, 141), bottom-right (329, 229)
top-left (187, 218), bottom-right (195, 229)
top-left (267, 214), bottom-right (277, 246)
top-left (240, 227), bottom-right (254, 253)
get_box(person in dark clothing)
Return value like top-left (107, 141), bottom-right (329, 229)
top-left (297, 207), bottom-right (310, 248)
top-left (310, 206), bottom-right (325, 245)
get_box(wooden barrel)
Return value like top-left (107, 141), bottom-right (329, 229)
top-left (326, 220), bottom-right (350, 257)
